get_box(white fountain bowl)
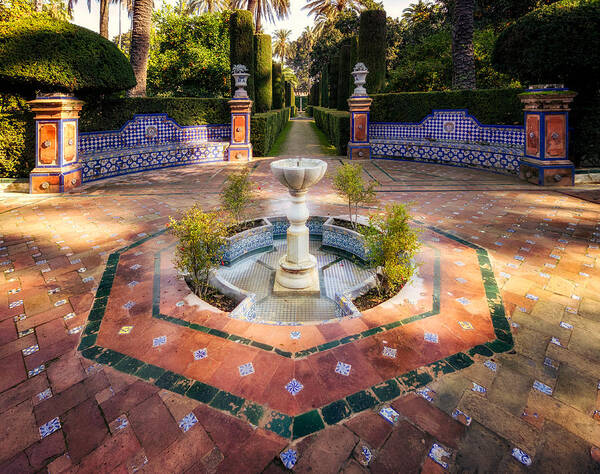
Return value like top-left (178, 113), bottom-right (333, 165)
top-left (270, 158), bottom-right (327, 192)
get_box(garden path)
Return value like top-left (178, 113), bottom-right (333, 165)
top-left (275, 115), bottom-right (334, 157)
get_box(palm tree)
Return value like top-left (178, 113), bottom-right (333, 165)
top-left (451, 0), bottom-right (475, 89)
top-left (232, 0), bottom-right (290, 31)
top-left (303, 0), bottom-right (362, 19)
top-left (273, 28), bottom-right (291, 64)
top-left (116, 0), bottom-right (133, 49)
top-left (402, 0), bottom-right (433, 23)
top-left (67, 0), bottom-right (109, 39)
top-left (128, 0), bottom-right (153, 96)
top-left (185, 0), bottom-right (229, 14)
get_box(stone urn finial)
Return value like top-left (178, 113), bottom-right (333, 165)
top-left (232, 64), bottom-right (250, 99)
top-left (351, 63), bottom-right (369, 96)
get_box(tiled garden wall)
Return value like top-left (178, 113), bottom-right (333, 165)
top-left (79, 113), bottom-right (231, 182)
top-left (369, 110), bottom-right (525, 174)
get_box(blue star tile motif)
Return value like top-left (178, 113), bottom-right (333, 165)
top-left (123, 301), bottom-right (136, 310)
top-left (512, 448), bottom-right (532, 466)
top-left (429, 443), bottom-right (451, 469)
top-left (28, 364), bottom-right (45, 377)
top-left (39, 417), bottom-right (61, 438)
top-left (153, 335), bottom-right (167, 347)
top-left (533, 380), bottom-right (553, 395)
top-left (484, 360), bottom-right (497, 372)
top-left (239, 362), bottom-right (254, 377)
top-left (285, 379), bottom-right (303, 396)
top-left (424, 332), bottom-right (439, 343)
top-left (290, 331), bottom-right (301, 340)
top-left (193, 348), bottom-right (207, 360)
top-left (472, 382), bottom-right (487, 393)
top-left (178, 412), bottom-right (198, 433)
top-left (22, 344), bottom-right (39, 356)
top-left (280, 449), bottom-right (297, 469)
top-left (456, 297), bottom-right (470, 305)
top-left (360, 446), bottom-right (373, 466)
top-left (335, 361), bottom-right (351, 376)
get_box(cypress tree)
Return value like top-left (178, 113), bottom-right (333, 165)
top-left (230, 10), bottom-right (255, 99)
top-left (349, 36), bottom-right (359, 96)
top-left (328, 56), bottom-right (339, 109)
top-left (284, 81), bottom-right (291, 107)
top-left (272, 61), bottom-right (284, 109)
top-left (358, 9), bottom-right (386, 93)
top-left (254, 34), bottom-right (272, 111)
top-left (320, 66), bottom-right (329, 108)
top-left (337, 43), bottom-right (351, 110)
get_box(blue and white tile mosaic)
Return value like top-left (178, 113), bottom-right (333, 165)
top-left (178, 412), bottom-right (198, 433)
top-left (285, 379), bottom-right (304, 396)
top-left (239, 362), bottom-right (255, 377)
top-left (280, 449), bottom-right (297, 469)
top-left (335, 361), bottom-right (352, 376)
top-left (39, 417), bottom-right (61, 438)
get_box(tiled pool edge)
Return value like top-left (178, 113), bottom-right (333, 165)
top-left (77, 225), bottom-right (514, 441)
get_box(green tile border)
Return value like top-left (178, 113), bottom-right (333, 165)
top-left (78, 222), bottom-right (513, 440)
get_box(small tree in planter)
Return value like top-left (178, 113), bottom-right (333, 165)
top-left (333, 163), bottom-right (377, 230)
top-left (361, 203), bottom-right (421, 298)
top-left (169, 205), bottom-right (227, 298)
top-left (220, 169), bottom-right (255, 226)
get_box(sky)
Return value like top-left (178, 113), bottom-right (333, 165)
top-left (71, 0), bottom-right (412, 42)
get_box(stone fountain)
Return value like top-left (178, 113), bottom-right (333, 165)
top-left (270, 158), bottom-right (327, 294)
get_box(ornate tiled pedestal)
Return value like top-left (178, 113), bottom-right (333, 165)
top-left (28, 94), bottom-right (84, 193)
top-left (228, 98), bottom-right (253, 162)
top-left (347, 96), bottom-right (372, 160)
top-left (519, 87), bottom-right (577, 186)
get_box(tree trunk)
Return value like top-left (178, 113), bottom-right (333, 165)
top-left (255, 5), bottom-right (262, 32)
top-left (452, 0), bottom-right (476, 90)
top-left (128, 0), bottom-right (153, 97)
top-left (118, 0), bottom-right (122, 48)
top-left (99, 0), bottom-right (109, 39)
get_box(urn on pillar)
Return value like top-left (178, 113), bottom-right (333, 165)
top-left (347, 63), bottom-right (372, 160)
top-left (228, 65), bottom-right (253, 162)
top-left (519, 85), bottom-right (577, 186)
top-left (28, 94), bottom-right (84, 194)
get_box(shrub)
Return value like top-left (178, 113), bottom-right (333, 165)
top-left (492, 0), bottom-right (600, 92)
top-left (272, 62), bottom-right (284, 109)
top-left (328, 55), bottom-right (339, 109)
top-left (337, 43), bottom-right (352, 111)
top-left (320, 66), bottom-right (329, 108)
top-left (147, 9), bottom-right (230, 98)
top-left (306, 105), bottom-right (314, 117)
top-left (251, 107), bottom-right (291, 156)
top-left (0, 107), bottom-right (34, 178)
top-left (229, 10), bottom-right (254, 100)
top-left (312, 106), bottom-right (350, 155)
top-left (333, 162), bottom-right (377, 229)
top-left (79, 97), bottom-right (230, 132)
top-left (0, 14), bottom-right (135, 95)
top-left (220, 169), bottom-right (255, 224)
top-left (358, 9), bottom-right (386, 93)
top-left (169, 205), bottom-right (227, 298)
top-left (284, 81), bottom-right (291, 108)
top-left (361, 203), bottom-right (421, 296)
top-left (370, 89), bottom-right (523, 125)
top-left (254, 34), bottom-right (272, 112)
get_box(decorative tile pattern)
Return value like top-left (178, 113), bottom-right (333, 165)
top-left (382, 346), bottom-right (397, 358)
top-left (290, 331), bottom-right (301, 340)
top-left (37, 388), bottom-right (53, 402)
top-left (424, 332), bottom-right (439, 343)
top-left (379, 406), bottom-right (400, 425)
top-left (119, 326), bottom-right (133, 335)
top-left (153, 335), bottom-right (167, 347)
top-left (193, 348), bottom-right (207, 360)
top-left (39, 417), bottom-right (61, 438)
top-left (28, 365), bottom-right (45, 377)
top-left (429, 443), bottom-right (452, 469)
top-left (335, 361), bottom-right (352, 376)
top-left (239, 362), bottom-right (254, 377)
top-left (285, 379), bottom-right (304, 396)
top-left (178, 412), bottom-right (198, 433)
top-left (22, 344), bottom-right (39, 356)
top-left (280, 449), bottom-right (297, 469)
top-left (512, 448), bottom-right (532, 466)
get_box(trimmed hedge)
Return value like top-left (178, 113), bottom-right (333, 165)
top-left (284, 81), bottom-right (291, 108)
top-left (0, 14), bottom-right (135, 94)
top-left (306, 105), bottom-right (313, 117)
top-left (230, 10), bottom-right (255, 100)
top-left (370, 89), bottom-right (523, 125)
top-left (328, 55), bottom-right (339, 110)
top-left (251, 107), bottom-right (292, 156)
top-left (358, 10), bottom-right (386, 94)
top-left (310, 82), bottom-right (320, 106)
top-left (254, 34), bottom-right (272, 112)
top-left (312, 106), bottom-right (350, 155)
top-left (337, 43), bottom-right (352, 111)
top-left (80, 97), bottom-right (231, 132)
top-left (272, 62), bottom-right (284, 109)
top-left (321, 66), bottom-right (329, 108)
top-left (0, 109), bottom-right (34, 178)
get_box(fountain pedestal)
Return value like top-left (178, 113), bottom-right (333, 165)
top-left (270, 158), bottom-right (327, 294)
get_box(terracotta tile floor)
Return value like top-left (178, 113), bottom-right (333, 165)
top-left (1, 157), bottom-right (600, 472)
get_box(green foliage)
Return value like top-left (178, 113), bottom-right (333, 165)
top-left (272, 62), bottom-right (284, 109)
top-left (328, 55), bottom-right (339, 110)
top-left (251, 107), bottom-right (291, 156)
top-left (358, 9), bottom-right (387, 93)
top-left (220, 169), bottom-right (255, 224)
top-left (333, 163), bottom-right (377, 229)
top-left (370, 89), bottom-right (524, 125)
top-left (80, 97), bottom-right (230, 132)
top-left (0, 94), bottom-right (34, 178)
top-left (312, 106), bottom-right (350, 155)
top-left (361, 203), bottom-right (421, 296)
top-left (254, 34), bottom-right (272, 112)
top-left (320, 66), bottom-right (329, 108)
top-left (337, 44), bottom-right (351, 111)
top-left (0, 0), bottom-right (71, 23)
top-left (147, 8), bottom-right (230, 98)
top-left (169, 205), bottom-right (227, 298)
top-left (230, 10), bottom-right (255, 100)
top-left (284, 81), bottom-right (291, 108)
top-left (492, 0), bottom-right (600, 91)
top-left (309, 11), bottom-right (358, 77)
top-left (0, 14), bottom-right (136, 94)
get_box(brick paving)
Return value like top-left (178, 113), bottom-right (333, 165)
top-left (1, 154), bottom-right (600, 472)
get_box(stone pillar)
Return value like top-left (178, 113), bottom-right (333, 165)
top-left (28, 94), bottom-right (84, 194)
top-left (228, 98), bottom-right (253, 162)
top-left (347, 96), bottom-right (372, 160)
top-left (519, 86), bottom-right (577, 186)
